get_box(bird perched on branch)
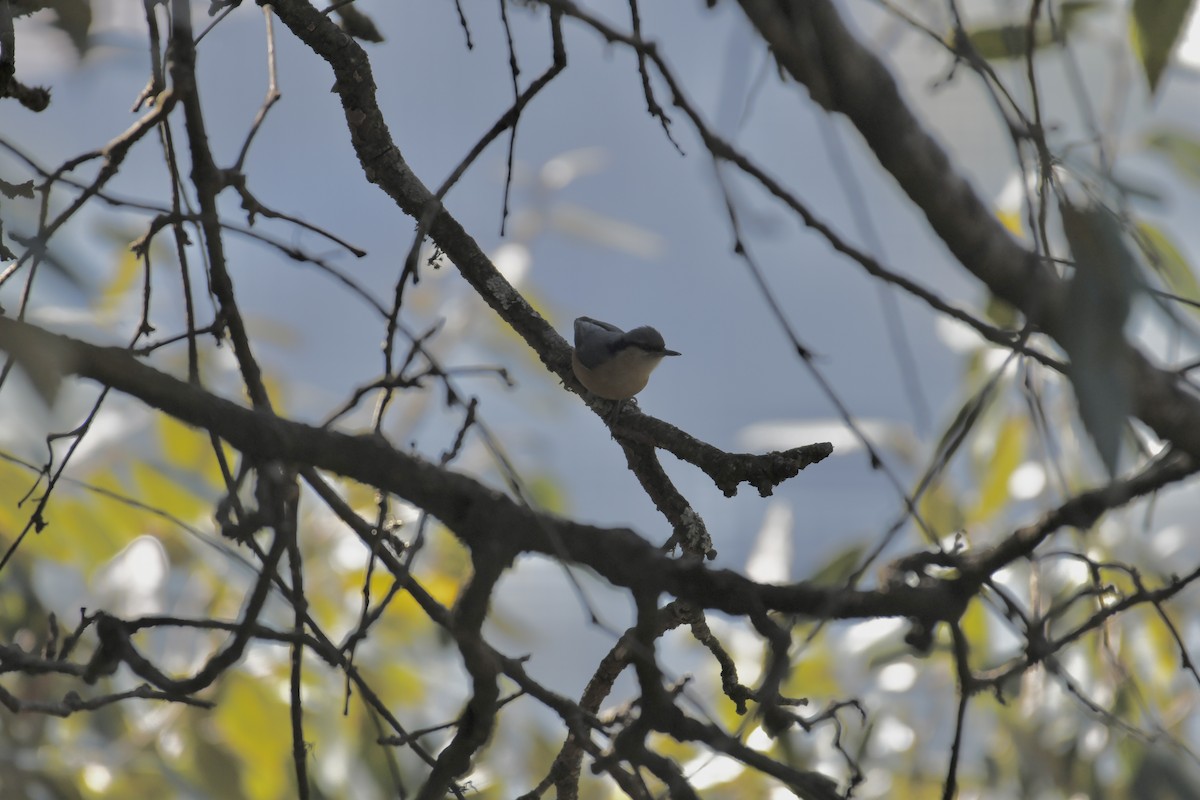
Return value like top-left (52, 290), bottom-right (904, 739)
top-left (571, 316), bottom-right (680, 419)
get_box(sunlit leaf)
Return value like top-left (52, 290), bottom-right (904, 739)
top-left (1146, 129), bottom-right (1200, 184)
top-left (1130, 0), bottom-right (1194, 94)
top-left (966, 23), bottom-right (1040, 61)
top-left (33, 487), bottom-right (139, 565)
top-left (649, 733), bottom-right (700, 766)
top-left (959, 597), bottom-right (989, 659)
top-left (131, 462), bottom-right (208, 526)
top-left (969, 415), bottom-right (1027, 524)
top-left (377, 660), bottom-right (426, 707)
top-left (0, 457), bottom-right (35, 532)
top-left (1135, 220), bottom-right (1200, 320)
top-left (526, 474), bottom-right (567, 516)
top-left (213, 673), bottom-right (292, 800)
top-left (984, 292), bottom-right (1021, 329)
top-left (156, 414), bottom-right (229, 492)
top-left (783, 644), bottom-right (840, 704)
top-left (419, 571), bottom-right (464, 608)
top-left (1139, 614), bottom-right (1178, 695)
top-left (97, 246), bottom-right (141, 318)
top-left (917, 479), bottom-right (965, 540)
top-left (430, 525), bottom-right (472, 578)
top-left (338, 477), bottom-right (380, 514)
top-left (963, 2), bottom-right (1105, 61)
top-left (391, 570), bottom-right (461, 628)
top-left (75, 469), bottom-right (149, 546)
top-left (997, 208), bottom-right (1024, 238)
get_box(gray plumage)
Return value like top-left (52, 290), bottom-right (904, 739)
top-left (573, 316), bottom-right (679, 369)
top-left (571, 316), bottom-right (681, 403)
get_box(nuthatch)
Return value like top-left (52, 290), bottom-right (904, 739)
top-left (571, 317), bottom-right (680, 412)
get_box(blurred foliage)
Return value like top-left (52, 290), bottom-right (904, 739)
top-left (963, 0), bottom-right (1103, 60)
top-left (1130, 0), bottom-right (1195, 94)
top-left (4, 1), bottom-right (1200, 799)
top-left (1059, 201), bottom-right (1138, 475)
top-left (9, 0), bottom-right (91, 55)
top-left (0, 397), bottom-right (482, 798)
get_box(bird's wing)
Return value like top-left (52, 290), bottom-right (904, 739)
top-left (575, 316), bottom-right (624, 335)
top-left (574, 317), bottom-right (624, 369)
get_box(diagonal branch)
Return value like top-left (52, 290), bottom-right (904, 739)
top-left (0, 314), bottom-right (960, 626)
top-left (736, 0), bottom-right (1200, 462)
top-left (259, 0), bottom-right (820, 506)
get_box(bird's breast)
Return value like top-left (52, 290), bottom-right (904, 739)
top-left (572, 350), bottom-right (654, 400)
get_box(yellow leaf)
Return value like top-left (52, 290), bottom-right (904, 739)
top-left (36, 494), bottom-right (127, 564)
top-left (969, 415), bottom-right (1027, 525)
top-left (339, 478), bottom-right (380, 514)
top-left (98, 247), bottom-right (142, 317)
top-left (997, 208), bottom-right (1024, 238)
top-left (377, 660), bottom-right (427, 707)
top-left (783, 641), bottom-right (840, 701)
top-left (0, 457), bottom-right (35, 532)
top-left (157, 413), bottom-right (207, 467)
top-left (917, 480), bottom-right (964, 540)
top-left (959, 597), bottom-right (989, 661)
top-left (526, 474), bottom-right (567, 515)
top-left (156, 414), bottom-right (229, 492)
top-left (131, 461), bottom-right (208, 526)
top-left (417, 572), bottom-right (463, 609)
top-left (213, 673), bottom-right (292, 800)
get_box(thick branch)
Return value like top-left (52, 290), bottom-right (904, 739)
top-left (736, 0), bottom-right (1200, 461)
top-left (260, 0), bottom-right (815, 497)
top-left (0, 315), bottom-right (959, 625)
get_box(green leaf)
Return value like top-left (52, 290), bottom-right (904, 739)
top-left (1059, 202), bottom-right (1139, 475)
top-left (917, 479), bottom-right (965, 540)
top-left (526, 473), bottom-right (567, 515)
top-left (1145, 128), bottom-right (1200, 185)
top-left (1130, 0), bottom-right (1195, 95)
top-left (1134, 220), bottom-right (1200, 319)
top-left (964, 2), bottom-right (1105, 61)
top-left (967, 24), bottom-right (1042, 61)
top-left (806, 542), bottom-right (867, 586)
top-left (984, 292), bottom-right (1021, 328)
top-left (960, 597), bottom-right (990, 657)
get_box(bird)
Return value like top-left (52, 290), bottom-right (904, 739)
top-left (571, 316), bottom-right (680, 418)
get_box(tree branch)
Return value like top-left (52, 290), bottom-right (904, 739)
top-left (0, 315), bottom-right (959, 626)
top-left (736, 0), bottom-right (1200, 462)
